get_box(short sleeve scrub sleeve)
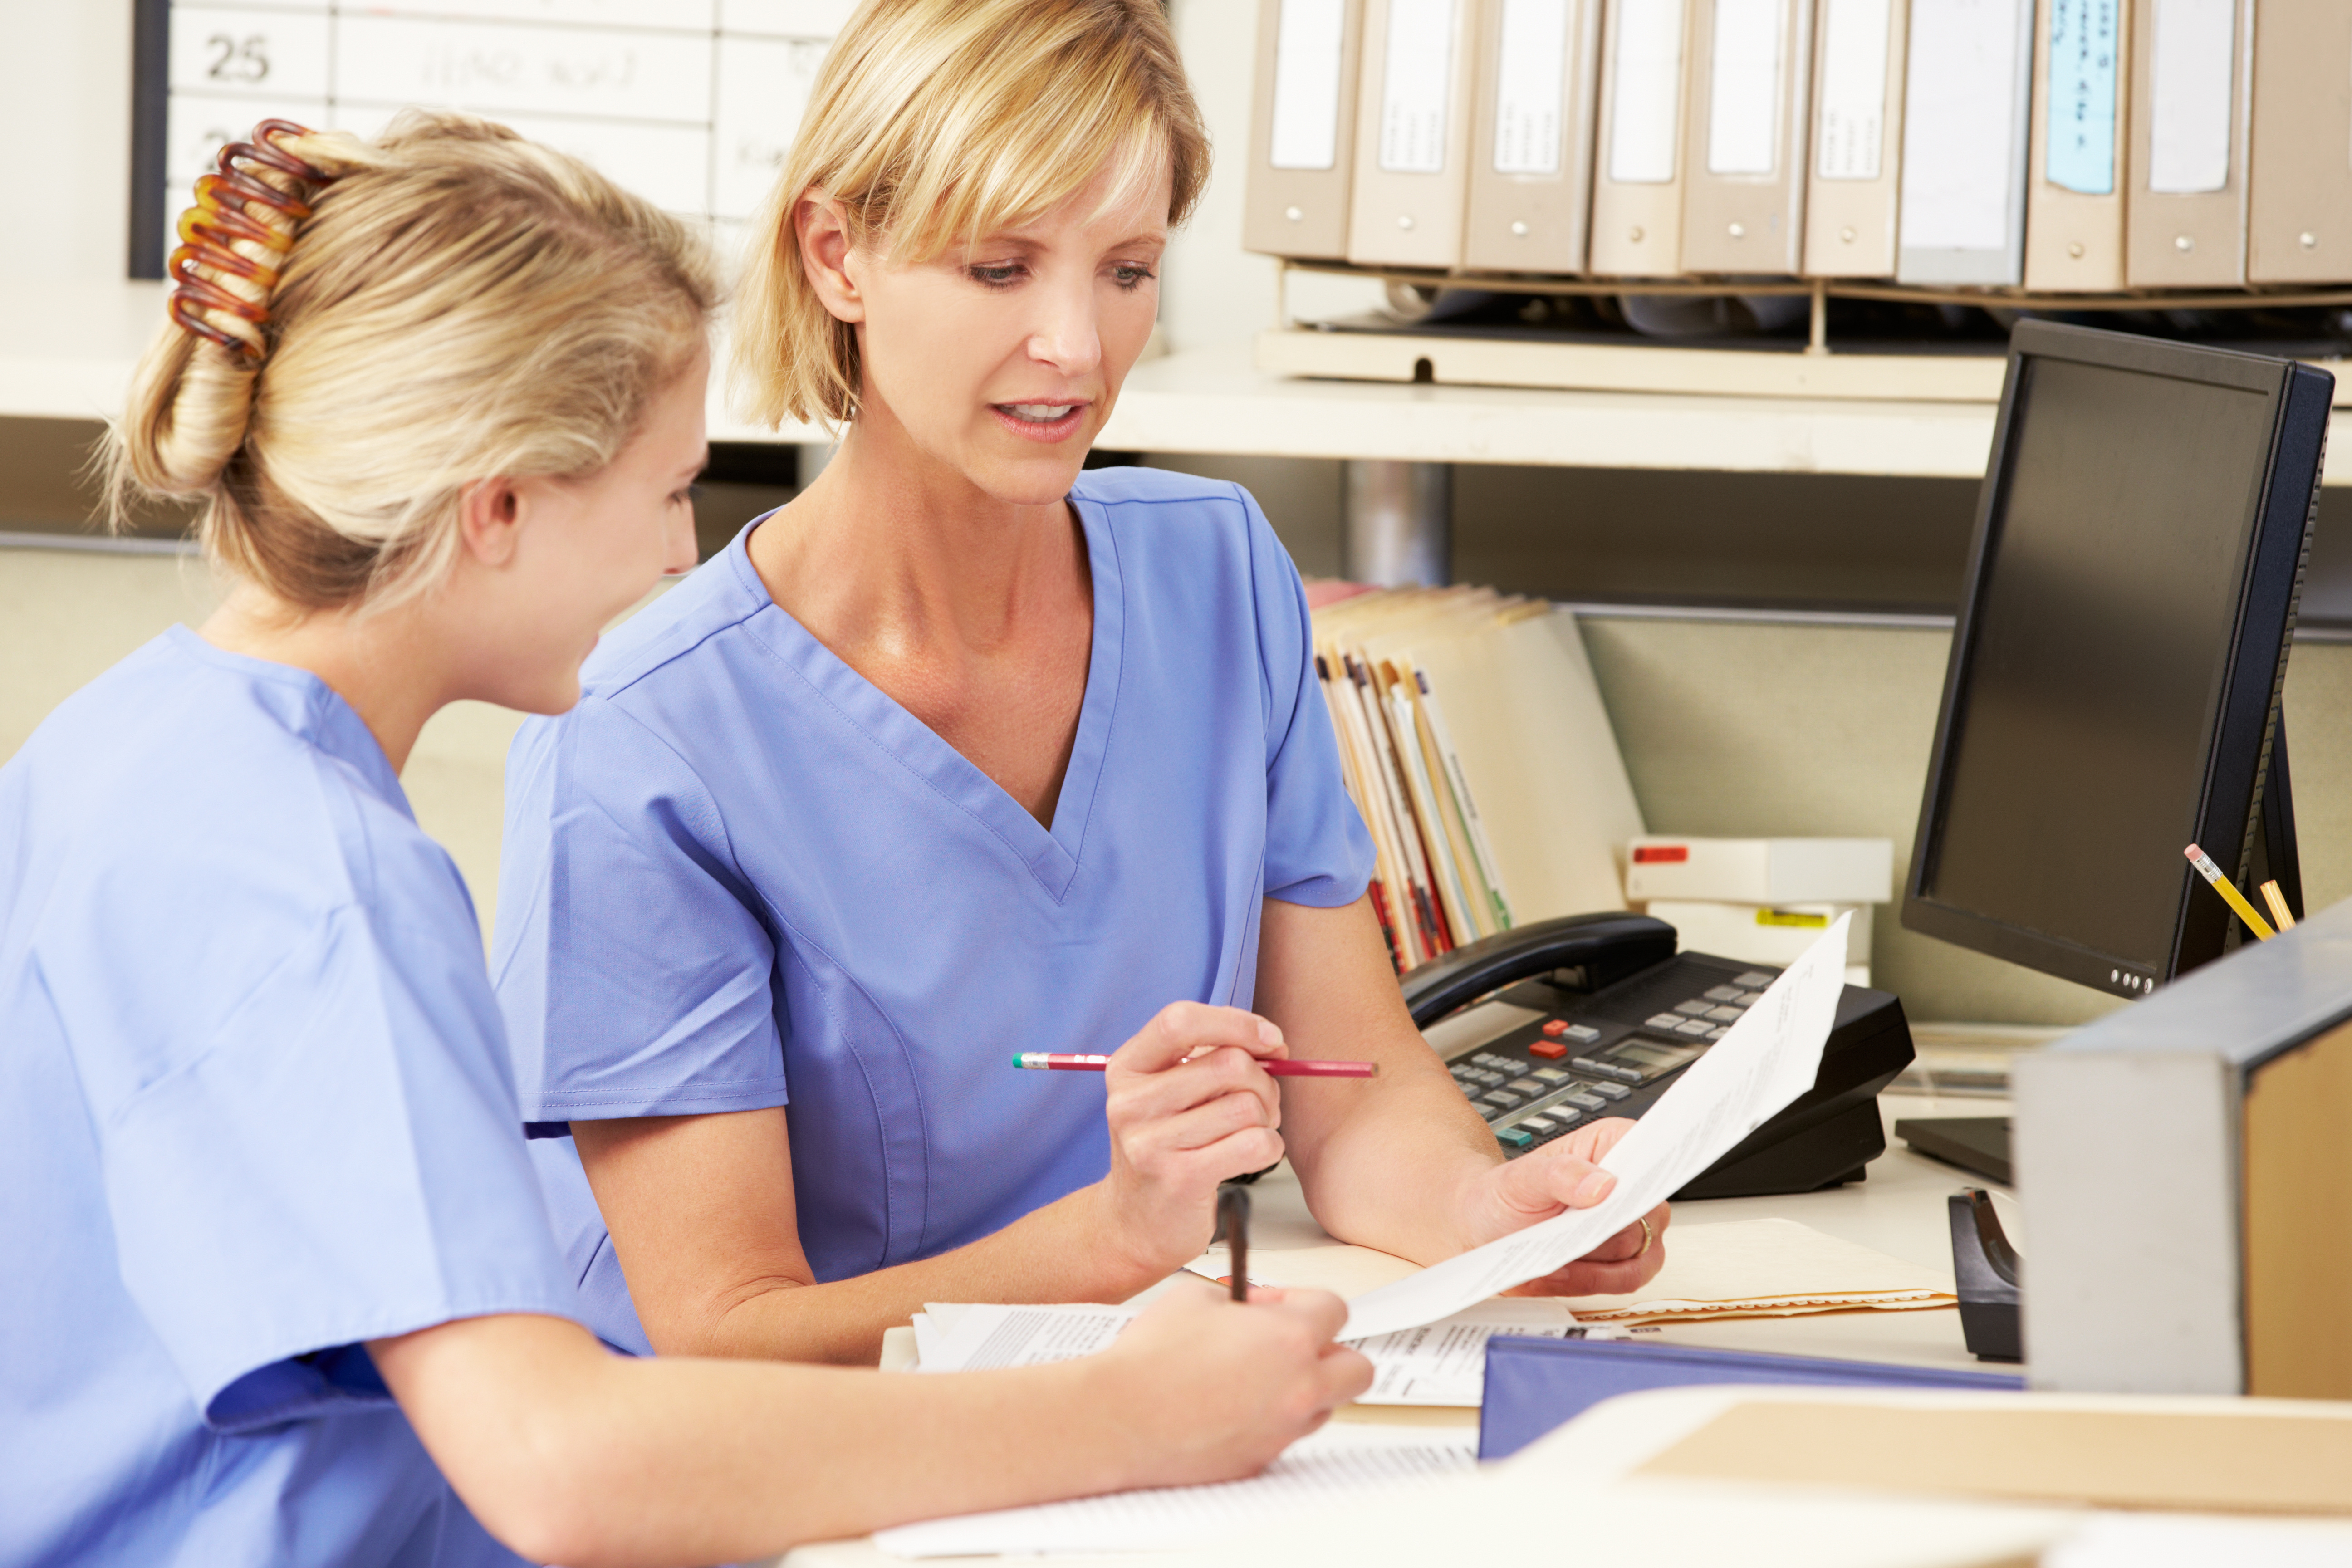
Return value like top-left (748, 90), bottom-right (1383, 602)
top-left (0, 629), bottom-right (582, 1568)
top-left (496, 467), bottom-right (1375, 1353)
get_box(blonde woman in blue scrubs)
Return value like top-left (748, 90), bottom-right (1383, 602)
top-left (497, 0), bottom-right (1671, 1365)
top-left (1, 113), bottom-right (1366, 1568)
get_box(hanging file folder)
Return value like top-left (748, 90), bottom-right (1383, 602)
top-left (1589, 0), bottom-right (1695, 275)
top-left (1463, 0), bottom-right (1605, 271)
top-left (2127, 0), bottom-right (2251, 288)
top-left (2246, 0), bottom-right (2352, 284)
top-left (2023, 0), bottom-right (2130, 291)
top-left (1682, 0), bottom-right (1817, 276)
top-left (1801, 0), bottom-right (1907, 278)
top-left (1348, 0), bottom-right (1481, 266)
top-left (1896, 0), bottom-right (2034, 284)
top-left (1245, 0), bottom-right (1367, 260)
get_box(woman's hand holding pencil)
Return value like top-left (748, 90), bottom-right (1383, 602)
top-left (1063, 1002), bottom-right (1311, 1283)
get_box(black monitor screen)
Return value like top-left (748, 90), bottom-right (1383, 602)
top-left (1919, 357), bottom-right (2276, 972)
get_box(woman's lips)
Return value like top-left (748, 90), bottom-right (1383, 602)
top-left (990, 401), bottom-right (1089, 442)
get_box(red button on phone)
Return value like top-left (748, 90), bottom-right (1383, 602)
top-left (1542, 1020), bottom-right (1569, 1036)
top-left (1529, 1040), bottom-right (1568, 1059)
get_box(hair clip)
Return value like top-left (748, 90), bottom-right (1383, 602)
top-left (166, 120), bottom-right (337, 360)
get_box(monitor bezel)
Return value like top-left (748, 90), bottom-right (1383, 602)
top-left (1901, 320), bottom-right (2327, 999)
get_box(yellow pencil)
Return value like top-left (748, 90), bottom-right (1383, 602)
top-left (2184, 844), bottom-right (2275, 941)
top-left (2259, 879), bottom-right (2297, 932)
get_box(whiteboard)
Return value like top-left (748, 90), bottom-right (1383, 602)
top-left (135, 1), bottom-right (855, 274)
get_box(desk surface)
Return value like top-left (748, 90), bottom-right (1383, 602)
top-left (783, 1089), bottom-right (2009, 1567)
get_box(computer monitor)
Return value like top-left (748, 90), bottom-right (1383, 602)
top-left (1902, 320), bottom-right (2332, 999)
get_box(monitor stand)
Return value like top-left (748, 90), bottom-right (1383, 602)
top-left (1895, 717), bottom-right (2302, 1188)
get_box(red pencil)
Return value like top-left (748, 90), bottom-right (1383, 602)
top-left (1012, 1053), bottom-right (1378, 1078)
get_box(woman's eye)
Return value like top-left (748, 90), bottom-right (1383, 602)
top-left (968, 262), bottom-right (1024, 288)
top-left (1111, 264), bottom-right (1156, 290)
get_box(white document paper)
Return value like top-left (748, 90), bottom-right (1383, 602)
top-left (914, 1298), bottom-right (1588, 1407)
top-left (1814, 0), bottom-right (1891, 181)
top-left (1898, 0), bottom-right (2028, 251)
top-left (1379, 0), bottom-right (1459, 173)
top-left (1338, 913), bottom-right (1852, 1341)
top-left (1270, 0), bottom-right (1349, 171)
top-left (1706, 0), bottom-right (1786, 176)
top-left (1606, 0), bottom-right (1686, 183)
top-left (1492, 0), bottom-right (1572, 176)
top-left (873, 1422), bottom-right (1478, 1558)
top-left (2147, 0), bottom-right (2234, 195)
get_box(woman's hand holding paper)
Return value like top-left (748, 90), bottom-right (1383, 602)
top-left (1455, 1117), bottom-right (1673, 1298)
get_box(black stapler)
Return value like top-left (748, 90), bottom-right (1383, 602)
top-left (1947, 1187), bottom-right (2022, 1362)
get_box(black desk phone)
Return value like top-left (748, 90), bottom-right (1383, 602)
top-left (1401, 912), bottom-right (1915, 1199)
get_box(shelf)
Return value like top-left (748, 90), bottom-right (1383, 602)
top-left (1102, 341), bottom-right (2006, 477)
top-left (15, 284), bottom-right (2350, 484)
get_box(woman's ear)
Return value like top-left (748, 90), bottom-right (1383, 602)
top-left (796, 191), bottom-right (866, 325)
top-left (456, 476), bottom-right (524, 568)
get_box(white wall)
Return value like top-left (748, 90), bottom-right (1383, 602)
top-left (5, 4), bottom-right (132, 288)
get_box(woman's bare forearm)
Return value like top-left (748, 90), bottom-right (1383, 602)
top-left (375, 1314), bottom-right (1142, 1568)
top-left (678, 1181), bottom-right (1169, 1363)
top-left (377, 1292), bottom-right (1369, 1568)
top-left (1254, 896), bottom-right (1504, 1263)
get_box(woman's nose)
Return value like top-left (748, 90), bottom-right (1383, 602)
top-left (1026, 279), bottom-right (1104, 375)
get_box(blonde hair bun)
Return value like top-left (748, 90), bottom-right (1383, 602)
top-left (111, 110), bottom-right (717, 613)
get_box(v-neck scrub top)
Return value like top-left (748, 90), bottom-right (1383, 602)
top-left (0, 629), bottom-right (580, 1567)
top-left (495, 467), bottom-right (1375, 1352)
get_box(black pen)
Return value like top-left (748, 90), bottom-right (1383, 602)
top-left (1216, 1185), bottom-right (1250, 1303)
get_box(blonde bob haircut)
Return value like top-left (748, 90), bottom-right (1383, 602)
top-left (112, 111), bottom-right (716, 612)
top-left (734, 0), bottom-right (1209, 430)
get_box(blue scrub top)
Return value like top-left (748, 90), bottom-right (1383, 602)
top-left (496, 468), bottom-right (1375, 1352)
top-left (0, 628), bottom-right (582, 1568)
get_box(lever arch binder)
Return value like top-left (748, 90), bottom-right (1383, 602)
top-left (1463, 0), bottom-right (1605, 271)
top-left (1896, 0), bottom-right (2036, 285)
top-left (1801, 0), bottom-right (1906, 278)
top-left (1347, 0), bottom-right (1482, 266)
top-left (1245, 0), bottom-right (1368, 261)
top-left (1589, 0), bottom-right (1695, 275)
top-left (2023, 0), bottom-right (2130, 291)
top-left (2246, 0), bottom-right (2352, 285)
top-left (1479, 1337), bottom-right (2024, 1461)
top-left (2127, 0), bottom-right (2252, 288)
top-left (1681, 0), bottom-right (1817, 276)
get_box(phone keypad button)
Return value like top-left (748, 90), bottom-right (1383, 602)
top-left (1705, 1005), bottom-right (1743, 1022)
top-left (1703, 985), bottom-right (1745, 1003)
top-left (1734, 971), bottom-right (1776, 989)
top-left (1673, 1000), bottom-right (1712, 1016)
top-left (1588, 1081), bottom-right (1630, 1101)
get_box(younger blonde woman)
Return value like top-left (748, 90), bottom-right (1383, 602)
top-left (0, 114), bottom-right (1365, 1568)
top-left (497, 0), bottom-right (1668, 1371)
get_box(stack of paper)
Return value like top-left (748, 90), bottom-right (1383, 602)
top-left (1190, 1217), bottom-right (1954, 1328)
top-left (872, 1422), bottom-right (1477, 1559)
top-left (1561, 1218), bottom-right (1953, 1323)
top-left (910, 1296), bottom-right (1587, 1409)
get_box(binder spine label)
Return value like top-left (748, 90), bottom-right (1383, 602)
top-left (2047, 0), bottom-right (2120, 194)
top-left (1493, 0), bottom-right (1572, 174)
top-left (1706, 0), bottom-right (1788, 176)
top-left (1378, 0), bottom-right (1459, 173)
top-left (2148, 0), bottom-right (2234, 195)
top-left (1607, 0), bottom-right (1686, 182)
top-left (1814, 0), bottom-right (1890, 181)
top-left (1900, 0), bottom-right (2029, 251)
top-left (1271, 0), bottom-right (1350, 170)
